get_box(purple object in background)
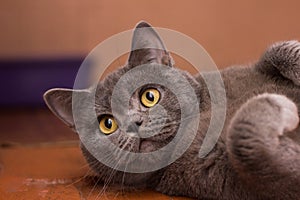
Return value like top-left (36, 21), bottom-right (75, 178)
top-left (0, 57), bottom-right (88, 106)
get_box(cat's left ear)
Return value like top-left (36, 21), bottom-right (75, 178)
top-left (128, 21), bottom-right (174, 67)
top-left (43, 88), bottom-right (89, 131)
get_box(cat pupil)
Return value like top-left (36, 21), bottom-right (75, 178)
top-left (146, 91), bottom-right (154, 102)
top-left (105, 118), bottom-right (112, 129)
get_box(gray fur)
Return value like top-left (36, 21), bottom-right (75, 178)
top-left (44, 22), bottom-right (300, 199)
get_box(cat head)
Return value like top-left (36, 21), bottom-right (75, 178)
top-left (44, 21), bottom-right (200, 186)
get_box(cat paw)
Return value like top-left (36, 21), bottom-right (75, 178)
top-left (261, 93), bottom-right (299, 133)
top-left (244, 93), bottom-right (299, 134)
top-left (260, 40), bottom-right (300, 85)
top-left (227, 93), bottom-right (299, 169)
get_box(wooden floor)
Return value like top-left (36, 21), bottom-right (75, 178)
top-left (0, 108), bottom-right (77, 144)
top-left (0, 108), bottom-right (191, 199)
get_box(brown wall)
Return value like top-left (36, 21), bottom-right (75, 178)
top-left (2, 0), bottom-right (300, 67)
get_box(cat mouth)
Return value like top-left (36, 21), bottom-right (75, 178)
top-left (139, 139), bottom-right (155, 152)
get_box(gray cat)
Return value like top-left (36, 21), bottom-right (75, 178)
top-left (44, 21), bottom-right (300, 199)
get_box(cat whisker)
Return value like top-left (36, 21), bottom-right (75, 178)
top-left (85, 175), bottom-right (102, 200)
top-left (65, 161), bottom-right (99, 188)
top-left (86, 150), bottom-right (120, 199)
top-left (120, 151), bottom-right (130, 196)
top-left (94, 154), bottom-right (125, 200)
top-left (96, 140), bottom-right (128, 195)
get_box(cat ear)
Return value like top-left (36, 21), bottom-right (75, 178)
top-left (43, 88), bottom-right (89, 131)
top-left (128, 21), bottom-right (174, 67)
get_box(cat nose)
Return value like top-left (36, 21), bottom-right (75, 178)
top-left (126, 120), bottom-right (143, 133)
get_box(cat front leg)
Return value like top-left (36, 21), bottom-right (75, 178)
top-left (256, 40), bottom-right (300, 86)
top-left (227, 93), bottom-right (300, 198)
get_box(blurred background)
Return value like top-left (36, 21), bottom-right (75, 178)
top-left (1, 0), bottom-right (300, 144)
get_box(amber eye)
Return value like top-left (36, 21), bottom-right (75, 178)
top-left (99, 115), bottom-right (118, 135)
top-left (141, 88), bottom-right (160, 107)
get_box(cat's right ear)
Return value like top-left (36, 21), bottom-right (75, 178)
top-left (43, 88), bottom-right (89, 131)
top-left (128, 21), bottom-right (174, 68)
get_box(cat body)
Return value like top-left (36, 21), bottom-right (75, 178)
top-left (44, 22), bottom-right (300, 200)
top-left (157, 64), bottom-right (300, 199)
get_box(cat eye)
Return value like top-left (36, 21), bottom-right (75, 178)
top-left (98, 115), bottom-right (118, 135)
top-left (141, 88), bottom-right (160, 107)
